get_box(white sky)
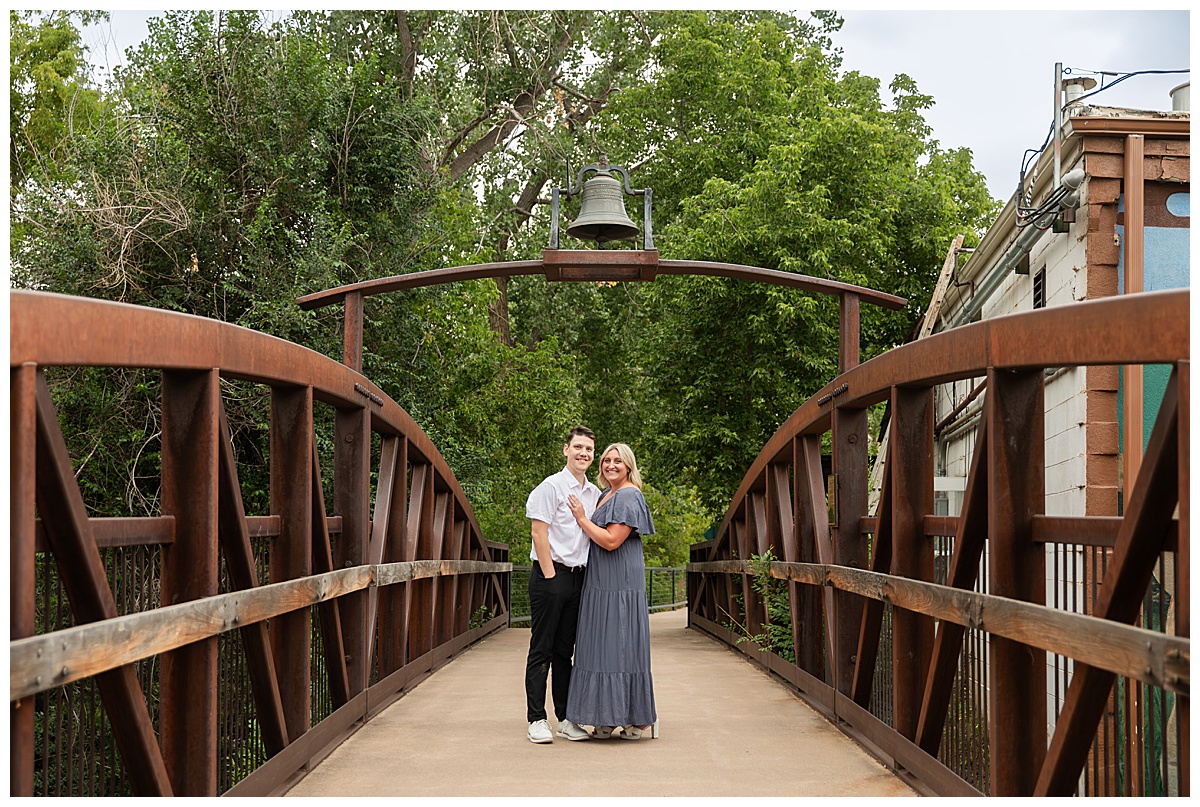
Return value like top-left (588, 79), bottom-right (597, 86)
top-left (77, 8), bottom-right (1192, 202)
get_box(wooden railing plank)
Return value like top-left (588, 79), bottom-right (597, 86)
top-left (689, 559), bottom-right (1189, 696)
top-left (10, 560), bottom-right (510, 701)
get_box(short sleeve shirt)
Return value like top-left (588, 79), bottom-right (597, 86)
top-left (526, 467), bottom-right (601, 567)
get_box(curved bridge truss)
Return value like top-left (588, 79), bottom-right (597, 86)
top-left (10, 291), bottom-right (511, 796)
top-left (9, 284), bottom-right (1190, 797)
top-left (689, 289), bottom-right (1190, 796)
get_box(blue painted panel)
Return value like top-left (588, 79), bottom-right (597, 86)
top-left (1114, 191), bottom-right (1188, 450)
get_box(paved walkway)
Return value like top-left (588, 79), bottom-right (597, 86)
top-left (286, 608), bottom-right (915, 797)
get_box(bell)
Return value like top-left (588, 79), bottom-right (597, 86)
top-left (566, 172), bottom-right (640, 244)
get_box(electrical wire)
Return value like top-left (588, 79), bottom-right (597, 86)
top-left (1012, 66), bottom-right (1189, 227)
top-left (1063, 66), bottom-right (1189, 107)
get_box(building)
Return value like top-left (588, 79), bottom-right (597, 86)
top-left (924, 75), bottom-right (1189, 796)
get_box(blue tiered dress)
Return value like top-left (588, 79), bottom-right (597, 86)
top-left (566, 486), bottom-right (657, 728)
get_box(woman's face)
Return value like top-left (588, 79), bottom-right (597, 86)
top-left (600, 448), bottom-right (630, 487)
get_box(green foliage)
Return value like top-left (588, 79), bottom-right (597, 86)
top-left (9, 11), bottom-right (105, 189)
top-left (468, 605), bottom-right (496, 629)
top-left (593, 11), bottom-right (998, 512)
top-left (13, 9), bottom-right (998, 568)
top-left (640, 482), bottom-right (709, 568)
top-left (728, 550), bottom-right (794, 663)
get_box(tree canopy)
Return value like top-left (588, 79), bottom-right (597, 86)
top-left (10, 10), bottom-right (998, 562)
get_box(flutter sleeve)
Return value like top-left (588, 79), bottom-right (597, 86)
top-left (601, 488), bottom-right (656, 536)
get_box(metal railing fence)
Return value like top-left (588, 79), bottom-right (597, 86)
top-left (11, 291), bottom-right (512, 797)
top-left (688, 290), bottom-right (1189, 797)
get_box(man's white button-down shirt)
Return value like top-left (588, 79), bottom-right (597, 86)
top-left (525, 467), bottom-right (601, 567)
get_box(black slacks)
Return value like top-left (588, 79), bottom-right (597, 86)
top-left (524, 563), bottom-right (585, 723)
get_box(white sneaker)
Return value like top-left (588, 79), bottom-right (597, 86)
top-left (528, 719), bottom-right (554, 744)
top-left (556, 720), bottom-right (591, 741)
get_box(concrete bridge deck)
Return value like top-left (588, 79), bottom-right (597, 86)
top-left (285, 608), bottom-right (916, 797)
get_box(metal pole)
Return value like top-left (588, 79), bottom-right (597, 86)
top-left (1054, 62), bottom-right (1063, 189)
top-left (549, 187), bottom-right (561, 250)
top-left (1123, 134), bottom-right (1146, 505)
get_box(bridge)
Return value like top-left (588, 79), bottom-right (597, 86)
top-left (9, 251), bottom-right (1189, 796)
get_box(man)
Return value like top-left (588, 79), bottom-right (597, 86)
top-left (523, 426), bottom-right (601, 743)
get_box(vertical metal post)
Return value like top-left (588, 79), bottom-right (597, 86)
top-left (270, 385), bottom-right (313, 743)
top-left (159, 369), bottom-right (220, 796)
top-left (793, 435), bottom-right (825, 677)
top-left (406, 465), bottom-right (435, 663)
top-left (1054, 62), bottom-right (1063, 189)
top-left (643, 188), bottom-right (654, 251)
top-left (839, 293), bottom-right (861, 373)
top-left (890, 385), bottom-right (935, 740)
top-left (988, 368), bottom-right (1047, 795)
top-left (343, 291), bottom-right (363, 372)
top-left (379, 437), bottom-right (409, 676)
top-left (832, 406), bottom-right (868, 695)
top-left (10, 364), bottom-right (37, 796)
top-left (1123, 134), bottom-right (1145, 506)
top-left (335, 406), bottom-right (371, 694)
top-left (549, 187), bottom-right (561, 250)
top-left (1178, 360), bottom-right (1190, 796)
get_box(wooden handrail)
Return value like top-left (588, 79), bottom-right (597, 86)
top-left (688, 559), bottom-right (1189, 695)
top-left (10, 560), bottom-right (512, 701)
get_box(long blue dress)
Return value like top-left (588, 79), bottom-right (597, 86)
top-left (565, 486), bottom-right (657, 728)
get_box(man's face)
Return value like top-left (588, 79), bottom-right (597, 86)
top-left (563, 436), bottom-right (595, 475)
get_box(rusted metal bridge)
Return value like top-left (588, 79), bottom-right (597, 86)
top-left (9, 251), bottom-right (1189, 796)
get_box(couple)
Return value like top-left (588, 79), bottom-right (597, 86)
top-left (523, 425), bottom-right (658, 744)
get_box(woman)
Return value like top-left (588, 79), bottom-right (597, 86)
top-left (564, 442), bottom-right (658, 740)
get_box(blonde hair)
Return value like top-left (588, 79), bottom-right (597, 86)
top-left (595, 443), bottom-right (644, 491)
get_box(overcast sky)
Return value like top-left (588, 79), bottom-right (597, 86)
top-left (79, 8), bottom-right (1191, 202)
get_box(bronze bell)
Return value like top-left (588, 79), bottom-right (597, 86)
top-left (566, 171), bottom-right (640, 244)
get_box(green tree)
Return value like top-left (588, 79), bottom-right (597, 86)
top-left (11, 8), bottom-right (999, 553)
top-left (9, 10), bottom-right (105, 191)
top-left (594, 11), bottom-right (997, 510)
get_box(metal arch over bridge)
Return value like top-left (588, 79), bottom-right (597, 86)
top-left (296, 249), bottom-right (907, 376)
top-left (9, 283), bottom-right (1190, 797)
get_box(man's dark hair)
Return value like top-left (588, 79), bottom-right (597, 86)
top-left (565, 425), bottom-right (595, 444)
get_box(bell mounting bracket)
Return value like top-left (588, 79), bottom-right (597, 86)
top-left (549, 154), bottom-right (654, 251)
